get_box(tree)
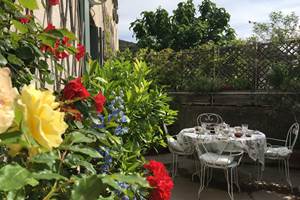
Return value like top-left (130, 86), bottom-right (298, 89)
top-left (130, 0), bottom-right (235, 51)
top-left (250, 11), bottom-right (300, 42)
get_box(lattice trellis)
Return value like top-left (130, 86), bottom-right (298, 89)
top-left (31, 0), bottom-right (113, 91)
top-left (31, 0), bottom-right (86, 91)
top-left (152, 40), bottom-right (300, 91)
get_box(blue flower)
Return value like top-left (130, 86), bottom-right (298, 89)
top-left (114, 126), bottom-right (123, 136)
top-left (98, 148), bottom-right (112, 174)
top-left (114, 126), bottom-right (129, 136)
top-left (118, 182), bottom-right (129, 189)
top-left (121, 196), bottom-right (129, 200)
top-left (112, 109), bottom-right (120, 117)
top-left (120, 115), bottom-right (127, 123)
top-left (114, 182), bottom-right (130, 198)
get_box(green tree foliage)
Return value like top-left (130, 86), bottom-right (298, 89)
top-left (250, 11), bottom-right (300, 42)
top-left (130, 0), bottom-right (236, 51)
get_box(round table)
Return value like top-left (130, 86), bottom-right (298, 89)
top-left (177, 127), bottom-right (267, 167)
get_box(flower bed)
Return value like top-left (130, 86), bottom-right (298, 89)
top-left (0, 0), bottom-right (176, 199)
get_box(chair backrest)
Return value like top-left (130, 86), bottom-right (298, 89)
top-left (285, 122), bottom-right (299, 150)
top-left (196, 113), bottom-right (224, 126)
top-left (194, 139), bottom-right (228, 157)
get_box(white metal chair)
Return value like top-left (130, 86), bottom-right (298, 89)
top-left (197, 113), bottom-right (224, 129)
top-left (165, 123), bottom-right (194, 178)
top-left (264, 122), bottom-right (299, 190)
top-left (195, 140), bottom-right (244, 200)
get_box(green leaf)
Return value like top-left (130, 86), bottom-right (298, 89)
top-left (109, 174), bottom-right (149, 188)
top-left (64, 154), bottom-right (96, 174)
top-left (16, 46), bottom-right (35, 61)
top-left (30, 152), bottom-right (58, 168)
top-left (18, 0), bottom-right (38, 10)
top-left (62, 145), bottom-right (102, 158)
top-left (32, 170), bottom-right (67, 181)
top-left (0, 165), bottom-right (39, 191)
top-left (7, 190), bottom-right (25, 200)
top-left (59, 28), bottom-right (77, 40)
top-left (12, 20), bottom-right (28, 33)
top-left (0, 53), bottom-right (7, 66)
top-left (0, 131), bottom-right (22, 145)
top-left (71, 175), bottom-right (106, 200)
top-left (95, 77), bottom-right (108, 84)
top-left (64, 131), bottom-right (96, 145)
top-left (38, 33), bottom-right (58, 47)
top-left (7, 54), bottom-right (24, 66)
top-left (55, 63), bottom-right (64, 72)
top-left (77, 161), bottom-right (97, 174)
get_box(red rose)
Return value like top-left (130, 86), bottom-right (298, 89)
top-left (63, 77), bottom-right (90, 100)
top-left (44, 23), bottom-right (56, 32)
top-left (49, 0), bottom-right (59, 6)
top-left (75, 43), bottom-right (85, 61)
top-left (144, 160), bottom-right (174, 200)
top-left (94, 92), bottom-right (106, 113)
top-left (19, 17), bottom-right (30, 24)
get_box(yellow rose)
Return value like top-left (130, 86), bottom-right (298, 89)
top-left (18, 85), bottom-right (68, 149)
top-left (0, 68), bottom-right (18, 133)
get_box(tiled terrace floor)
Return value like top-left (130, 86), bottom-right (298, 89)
top-left (146, 153), bottom-right (300, 200)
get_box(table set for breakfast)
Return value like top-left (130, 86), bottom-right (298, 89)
top-left (176, 123), bottom-right (267, 167)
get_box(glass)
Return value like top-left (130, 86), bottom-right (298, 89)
top-left (242, 124), bottom-right (248, 133)
top-left (201, 123), bottom-right (207, 130)
top-left (214, 125), bottom-right (220, 134)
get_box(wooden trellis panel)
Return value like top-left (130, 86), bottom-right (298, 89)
top-left (153, 40), bottom-right (300, 91)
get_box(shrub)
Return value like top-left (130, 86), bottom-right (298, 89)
top-left (84, 58), bottom-right (178, 153)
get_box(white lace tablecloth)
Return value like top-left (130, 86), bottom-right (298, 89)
top-left (177, 127), bottom-right (267, 167)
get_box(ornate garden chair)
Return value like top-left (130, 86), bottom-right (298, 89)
top-left (197, 113), bottom-right (224, 127)
top-left (165, 123), bottom-right (194, 178)
top-left (264, 122), bottom-right (299, 190)
top-left (195, 140), bottom-right (244, 200)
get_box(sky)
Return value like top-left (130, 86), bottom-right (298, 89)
top-left (118, 0), bottom-right (300, 42)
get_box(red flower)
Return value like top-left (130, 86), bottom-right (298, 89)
top-left (75, 44), bottom-right (85, 61)
top-left (48, 0), bottom-right (59, 6)
top-left (62, 36), bottom-right (71, 47)
top-left (41, 35), bottom-right (70, 60)
top-left (144, 160), bottom-right (174, 200)
top-left (54, 50), bottom-right (69, 59)
top-left (44, 23), bottom-right (56, 32)
top-left (94, 92), bottom-right (106, 113)
top-left (63, 77), bottom-right (90, 100)
top-left (19, 17), bottom-right (30, 24)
